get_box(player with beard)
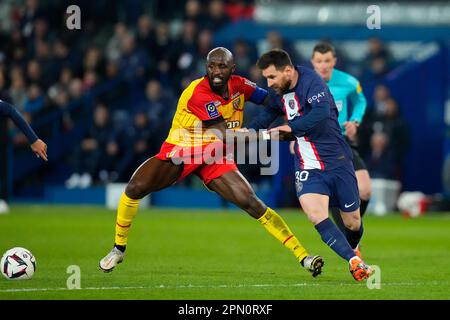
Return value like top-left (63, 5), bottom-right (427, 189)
top-left (99, 47), bottom-right (324, 277)
top-left (249, 49), bottom-right (373, 281)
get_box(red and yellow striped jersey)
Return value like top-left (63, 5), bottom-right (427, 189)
top-left (165, 75), bottom-right (257, 147)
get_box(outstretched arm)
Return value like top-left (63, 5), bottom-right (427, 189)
top-left (0, 100), bottom-right (48, 161)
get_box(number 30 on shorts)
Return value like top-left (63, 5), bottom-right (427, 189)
top-left (295, 170), bottom-right (309, 183)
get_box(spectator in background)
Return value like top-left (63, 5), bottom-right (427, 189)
top-left (136, 14), bottom-right (156, 57)
top-left (106, 22), bottom-right (130, 62)
top-left (171, 20), bottom-right (198, 91)
top-left (23, 84), bottom-right (44, 114)
top-left (82, 46), bottom-right (104, 79)
top-left (119, 34), bottom-right (151, 84)
top-left (98, 60), bottom-right (129, 112)
top-left (35, 40), bottom-right (58, 86)
top-left (366, 37), bottom-right (392, 64)
top-left (361, 95), bottom-right (409, 180)
top-left (373, 98), bottom-right (409, 174)
top-left (233, 39), bottom-right (257, 78)
top-left (194, 29), bottom-right (214, 76)
top-left (204, 0), bottom-right (230, 32)
top-left (98, 128), bottom-right (134, 184)
top-left (224, 0), bottom-right (255, 21)
top-left (52, 39), bottom-right (80, 78)
top-left (26, 59), bottom-right (42, 85)
top-left (123, 110), bottom-right (159, 179)
top-left (137, 79), bottom-right (174, 130)
top-left (152, 21), bottom-right (174, 88)
top-left (9, 71), bottom-right (27, 110)
top-left (365, 131), bottom-right (396, 179)
top-left (65, 104), bottom-right (113, 189)
top-left (265, 31), bottom-right (301, 63)
top-left (248, 65), bottom-right (266, 89)
top-left (361, 37), bottom-right (393, 85)
top-left (183, 0), bottom-right (205, 28)
top-left (358, 84), bottom-right (391, 158)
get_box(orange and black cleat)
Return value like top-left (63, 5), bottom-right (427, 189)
top-left (349, 256), bottom-right (373, 281)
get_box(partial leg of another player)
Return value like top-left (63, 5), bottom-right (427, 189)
top-left (330, 168), bottom-right (371, 257)
top-left (99, 157), bottom-right (183, 272)
top-left (299, 193), bottom-right (372, 281)
top-left (206, 170), bottom-right (324, 277)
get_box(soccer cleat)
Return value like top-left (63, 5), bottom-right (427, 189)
top-left (354, 244), bottom-right (362, 259)
top-left (99, 247), bottom-right (124, 273)
top-left (302, 255), bottom-right (324, 277)
top-left (349, 256), bottom-right (373, 281)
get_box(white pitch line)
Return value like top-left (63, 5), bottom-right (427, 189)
top-left (0, 281), bottom-right (442, 293)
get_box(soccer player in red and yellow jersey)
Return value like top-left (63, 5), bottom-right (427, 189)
top-left (99, 47), bottom-right (324, 277)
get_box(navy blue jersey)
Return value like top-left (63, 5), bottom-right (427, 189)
top-left (249, 66), bottom-right (352, 171)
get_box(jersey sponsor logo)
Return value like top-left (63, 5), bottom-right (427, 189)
top-left (307, 92), bottom-right (326, 104)
top-left (226, 120), bottom-right (240, 129)
top-left (244, 79), bottom-right (256, 88)
top-left (205, 102), bottom-right (220, 118)
top-left (231, 92), bottom-right (241, 99)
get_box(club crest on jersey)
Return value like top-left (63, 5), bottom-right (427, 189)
top-left (232, 97), bottom-right (242, 111)
top-left (205, 102), bottom-right (220, 118)
top-left (288, 99), bottom-right (296, 109)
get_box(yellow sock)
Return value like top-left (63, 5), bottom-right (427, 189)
top-left (258, 207), bottom-right (308, 262)
top-left (115, 192), bottom-right (140, 246)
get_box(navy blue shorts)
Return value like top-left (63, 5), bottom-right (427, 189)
top-left (294, 162), bottom-right (360, 212)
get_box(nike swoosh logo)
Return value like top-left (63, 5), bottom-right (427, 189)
top-left (344, 202), bottom-right (356, 208)
top-left (288, 113), bottom-right (297, 118)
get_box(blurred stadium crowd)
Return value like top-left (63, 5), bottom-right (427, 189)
top-left (0, 0), bottom-right (409, 191)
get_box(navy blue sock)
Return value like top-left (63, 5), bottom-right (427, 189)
top-left (315, 218), bottom-right (356, 261)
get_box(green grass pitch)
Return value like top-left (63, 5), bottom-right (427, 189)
top-left (0, 205), bottom-right (449, 300)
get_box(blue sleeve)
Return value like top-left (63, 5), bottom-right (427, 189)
top-left (248, 86), bottom-right (268, 105)
top-left (289, 80), bottom-right (330, 137)
top-left (0, 100), bottom-right (38, 144)
top-left (247, 94), bottom-right (282, 130)
top-left (348, 82), bottom-right (367, 123)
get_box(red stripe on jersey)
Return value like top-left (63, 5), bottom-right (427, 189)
top-left (296, 142), bottom-right (304, 170)
top-left (304, 136), bottom-right (324, 171)
top-left (294, 94), bottom-right (303, 116)
top-left (281, 96), bottom-right (287, 114)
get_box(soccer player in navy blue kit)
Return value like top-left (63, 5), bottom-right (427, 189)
top-left (310, 42), bottom-right (371, 259)
top-left (250, 49), bottom-right (373, 281)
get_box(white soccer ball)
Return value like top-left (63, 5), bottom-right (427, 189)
top-left (1, 247), bottom-right (36, 280)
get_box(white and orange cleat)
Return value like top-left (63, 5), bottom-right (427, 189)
top-left (349, 256), bottom-right (373, 281)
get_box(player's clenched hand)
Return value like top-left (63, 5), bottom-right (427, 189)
top-left (30, 139), bottom-right (48, 161)
top-left (343, 121), bottom-right (358, 142)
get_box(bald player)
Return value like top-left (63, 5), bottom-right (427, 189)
top-left (99, 47), bottom-right (324, 277)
